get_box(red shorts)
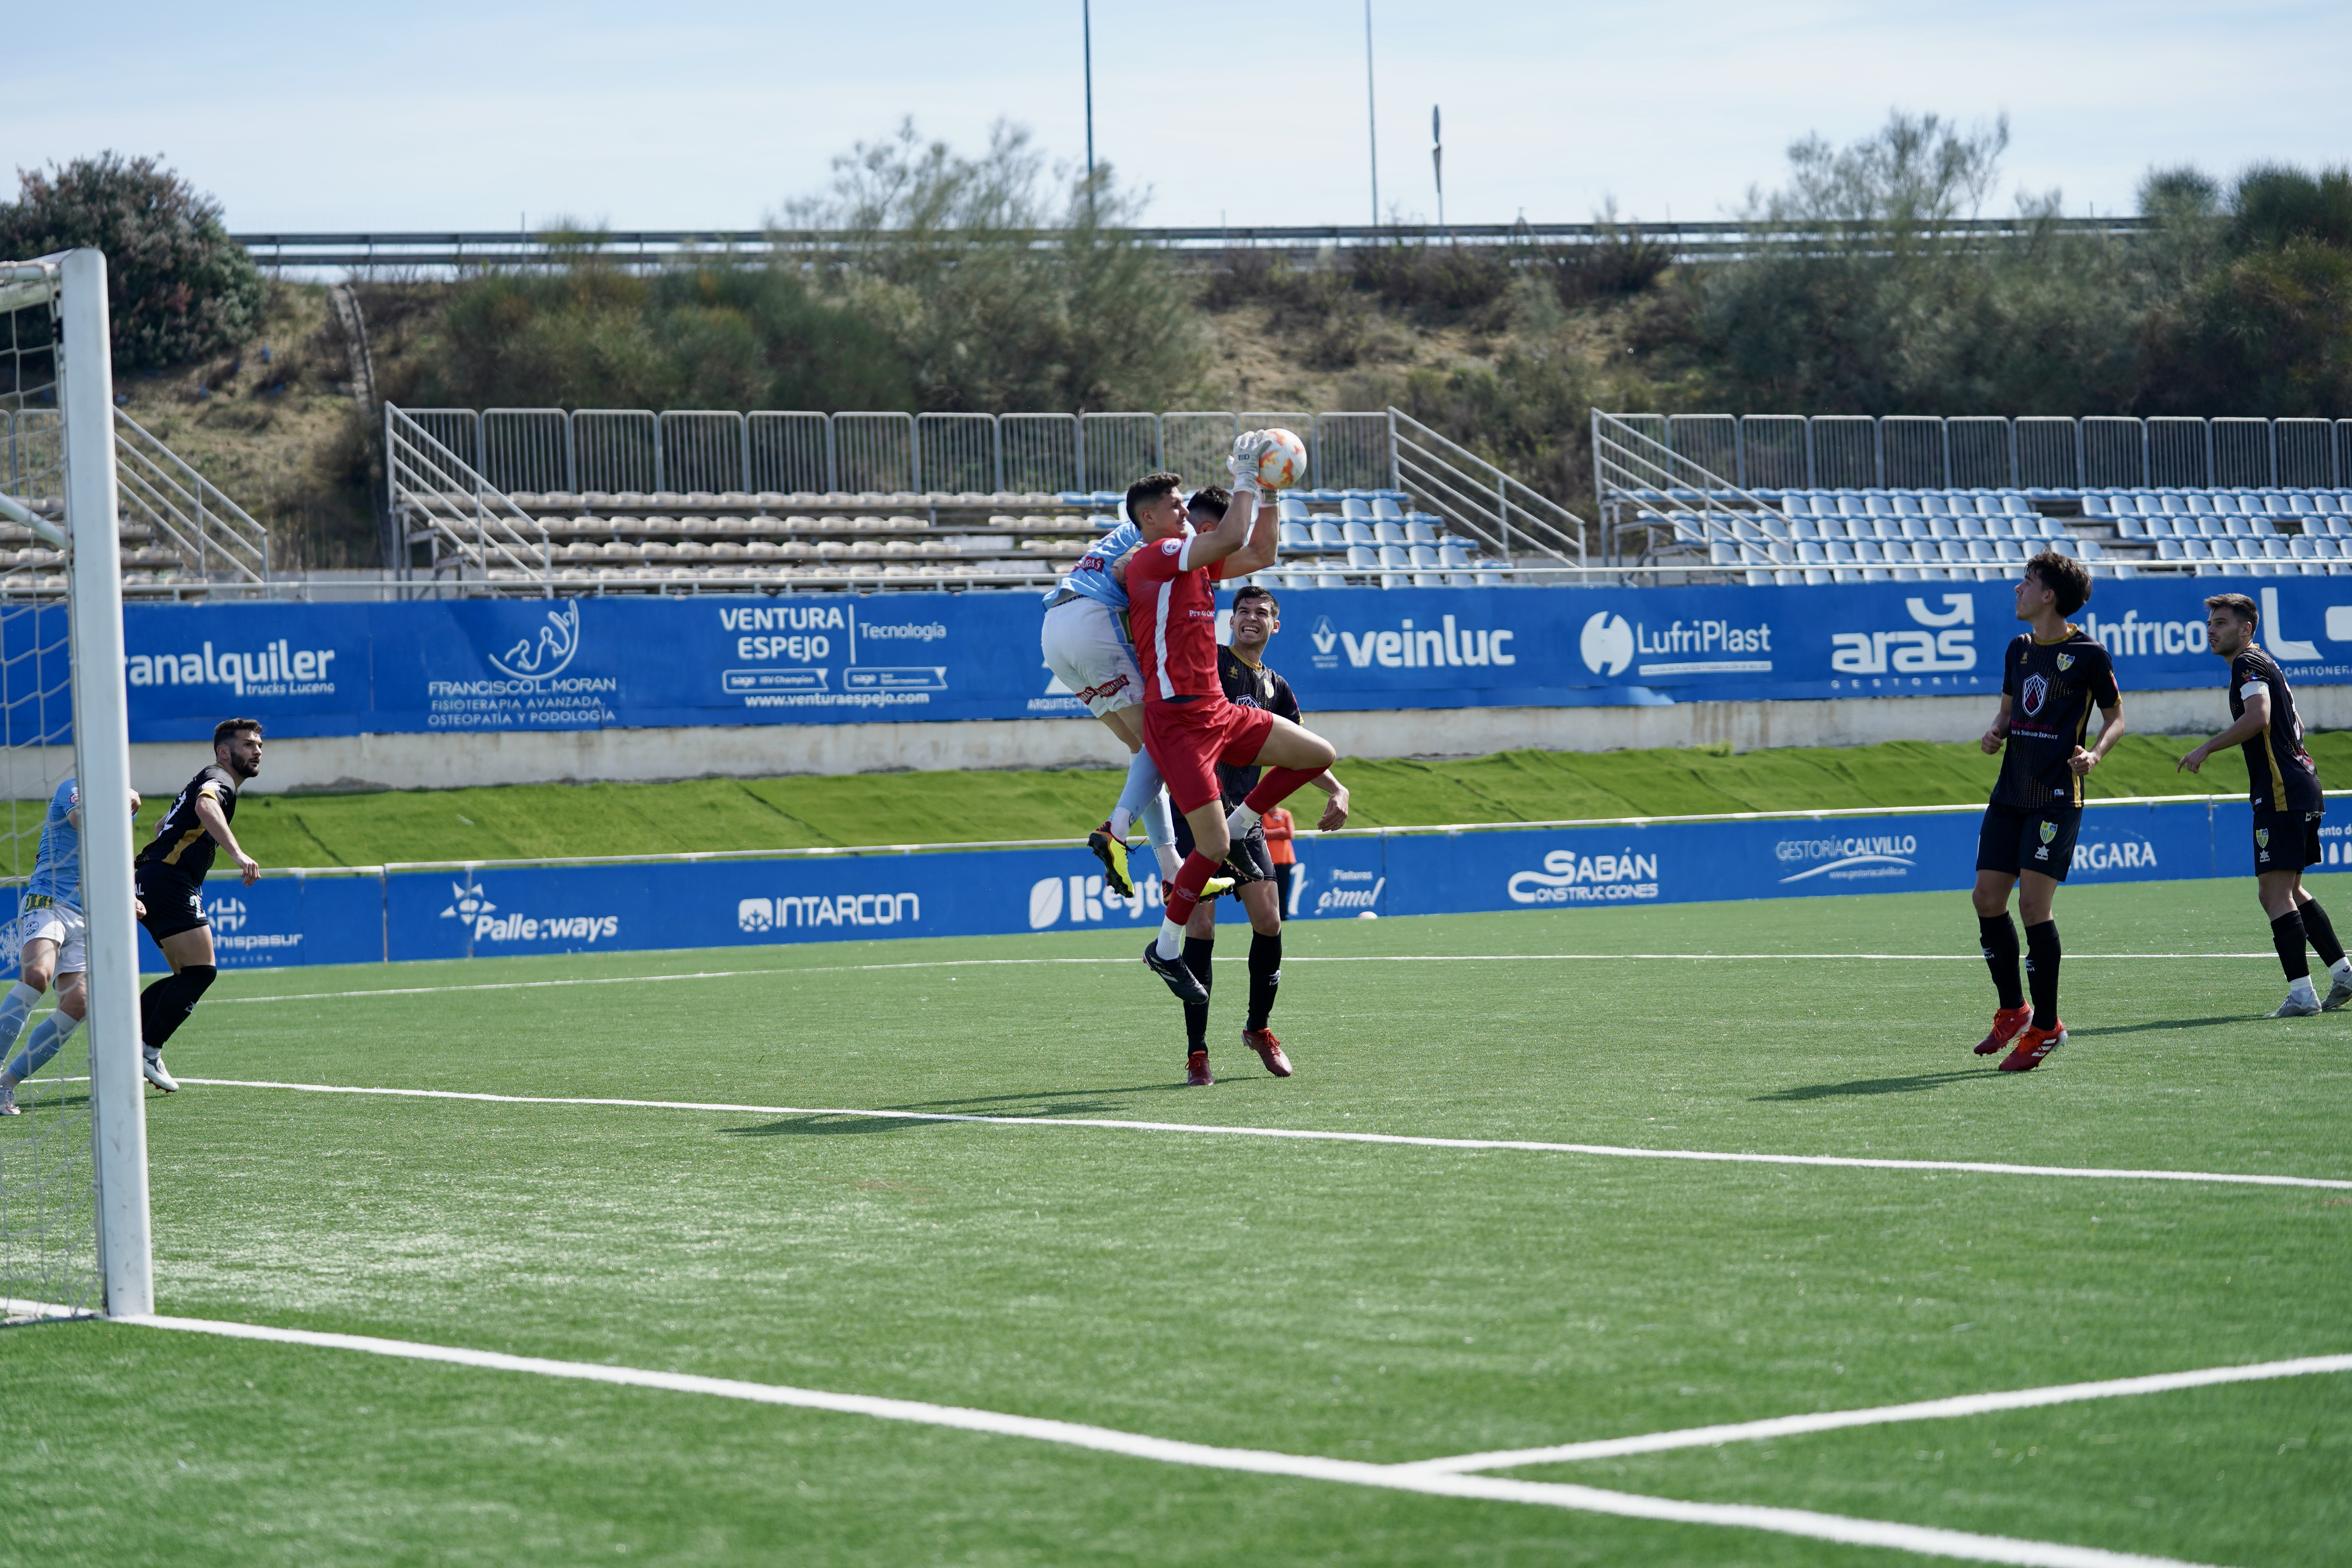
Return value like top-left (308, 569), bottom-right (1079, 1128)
top-left (1143, 697), bottom-right (1276, 814)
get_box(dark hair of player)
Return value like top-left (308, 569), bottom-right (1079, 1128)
top-left (1232, 583), bottom-right (1279, 614)
top-left (1187, 485), bottom-right (1231, 521)
top-left (214, 717), bottom-right (263, 750)
top-left (2203, 592), bottom-right (2258, 626)
top-left (1125, 472), bottom-right (1184, 525)
top-left (2024, 551), bottom-right (2091, 617)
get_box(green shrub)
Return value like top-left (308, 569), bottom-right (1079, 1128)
top-left (0, 152), bottom-right (265, 372)
top-left (781, 120), bottom-right (1208, 410)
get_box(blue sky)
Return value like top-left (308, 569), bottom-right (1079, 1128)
top-left (9, 1), bottom-right (2347, 233)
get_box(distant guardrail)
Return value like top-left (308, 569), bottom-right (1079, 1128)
top-left (231, 217), bottom-right (2154, 271)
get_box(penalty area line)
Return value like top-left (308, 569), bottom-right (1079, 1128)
top-left (203, 952), bottom-right (2283, 1007)
top-left (114, 1310), bottom-right (2220, 1568)
top-left (176, 1079), bottom-right (2352, 1191)
top-left (1405, 1352), bottom-right (2352, 1474)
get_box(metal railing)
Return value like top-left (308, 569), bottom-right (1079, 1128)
top-left (399, 406), bottom-right (1449, 499)
top-left (1590, 411), bottom-right (1786, 562)
top-left (231, 216), bottom-right (2155, 271)
top-left (111, 412), bottom-right (272, 585)
top-left (385, 405), bottom-right (553, 592)
top-left (1392, 410), bottom-right (1586, 566)
top-left (1600, 413), bottom-right (2352, 495)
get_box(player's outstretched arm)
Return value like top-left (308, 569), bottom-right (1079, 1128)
top-left (195, 792), bottom-right (261, 886)
top-left (2180, 691), bottom-right (2265, 773)
top-left (1179, 432), bottom-right (1271, 571)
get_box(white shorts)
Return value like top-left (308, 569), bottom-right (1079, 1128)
top-left (1041, 595), bottom-right (1143, 719)
top-left (13, 901), bottom-right (86, 976)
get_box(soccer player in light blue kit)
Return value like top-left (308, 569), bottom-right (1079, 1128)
top-left (1040, 499), bottom-right (1195, 896)
top-left (0, 777), bottom-right (139, 1115)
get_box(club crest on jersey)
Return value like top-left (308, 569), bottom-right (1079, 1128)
top-left (2257, 828), bottom-right (2271, 848)
top-left (2038, 820), bottom-right (2057, 845)
top-left (2056, 653), bottom-right (2074, 671)
top-left (2021, 672), bottom-right (2049, 716)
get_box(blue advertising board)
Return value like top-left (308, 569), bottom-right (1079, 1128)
top-left (82, 578), bottom-right (2352, 745)
top-left (87, 795), bottom-right (2334, 973)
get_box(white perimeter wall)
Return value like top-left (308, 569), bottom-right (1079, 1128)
top-left (53, 684), bottom-right (2336, 796)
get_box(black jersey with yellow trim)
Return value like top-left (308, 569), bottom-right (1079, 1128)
top-left (2227, 645), bottom-right (2324, 813)
top-left (1990, 627), bottom-right (2121, 810)
top-left (1214, 644), bottom-right (1301, 806)
top-left (136, 764), bottom-right (240, 881)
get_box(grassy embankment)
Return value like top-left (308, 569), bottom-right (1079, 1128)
top-left (97, 732), bottom-right (2333, 870)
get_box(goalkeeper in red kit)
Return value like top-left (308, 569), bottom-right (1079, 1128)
top-left (1118, 435), bottom-right (1339, 1047)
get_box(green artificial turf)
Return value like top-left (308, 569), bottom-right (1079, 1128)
top-left (96, 730), bottom-right (2352, 873)
top-left (4, 879), bottom-right (2348, 1564)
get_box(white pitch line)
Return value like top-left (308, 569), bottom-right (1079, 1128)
top-left (177, 1079), bottom-right (2352, 1191)
top-left (1405, 1353), bottom-right (2352, 1474)
top-left (203, 951), bottom-right (2284, 1007)
top-left (122, 1310), bottom-right (2222, 1568)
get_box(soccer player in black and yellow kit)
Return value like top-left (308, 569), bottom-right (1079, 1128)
top-left (131, 718), bottom-right (265, 1090)
top-left (1971, 552), bottom-right (2125, 1072)
top-left (2176, 593), bottom-right (2352, 1017)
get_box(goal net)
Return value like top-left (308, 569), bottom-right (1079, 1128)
top-left (0, 252), bottom-right (152, 1322)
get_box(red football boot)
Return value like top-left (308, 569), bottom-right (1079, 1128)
top-left (1243, 1028), bottom-right (1293, 1077)
top-left (1998, 1020), bottom-right (2066, 1073)
top-left (1973, 1005), bottom-right (2033, 1056)
top-left (1186, 1049), bottom-right (1214, 1087)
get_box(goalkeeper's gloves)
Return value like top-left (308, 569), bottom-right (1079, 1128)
top-left (1225, 428), bottom-right (1270, 492)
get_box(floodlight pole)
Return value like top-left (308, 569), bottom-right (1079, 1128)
top-left (1083, 0), bottom-right (1097, 224)
top-left (1363, 0), bottom-right (1379, 226)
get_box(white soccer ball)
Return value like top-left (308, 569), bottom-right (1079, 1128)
top-left (1256, 428), bottom-right (1308, 490)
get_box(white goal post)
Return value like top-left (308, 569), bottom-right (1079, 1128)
top-left (0, 249), bottom-right (152, 1319)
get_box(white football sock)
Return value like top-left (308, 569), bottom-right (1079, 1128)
top-left (1155, 919), bottom-right (1184, 960)
top-left (1225, 802), bottom-right (1262, 837)
top-left (1107, 806), bottom-right (1134, 844)
top-left (2290, 975), bottom-right (2318, 1000)
top-left (2330, 956), bottom-right (2351, 978)
top-left (1154, 845), bottom-right (1180, 882)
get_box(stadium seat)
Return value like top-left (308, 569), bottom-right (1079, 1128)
top-left (1341, 498), bottom-right (1374, 521)
top-left (1343, 521), bottom-right (1375, 546)
top-left (2249, 515), bottom-right (2280, 537)
top-left (1373, 520), bottom-right (1406, 546)
top-left (1438, 543), bottom-right (1471, 570)
top-left (1891, 495), bottom-right (1923, 516)
top-left (1277, 522), bottom-right (1312, 550)
top-left (2000, 495), bottom-right (2034, 517)
top-left (1277, 497), bottom-right (1310, 522)
top-left (2212, 493), bottom-right (2244, 515)
top-left (1896, 517), bottom-right (1928, 541)
top-left (1404, 519), bottom-right (1438, 545)
top-left (1377, 544), bottom-right (1410, 570)
top-left (1310, 520), bottom-right (1346, 548)
top-left (1345, 545), bottom-right (1378, 571)
top-left (1371, 498), bottom-right (1404, 521)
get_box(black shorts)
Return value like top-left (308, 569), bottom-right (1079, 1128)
top-left (134, 864), bottom-right (208, 942)
top-left (2252, 808), bottom-right (2325, 876)
top-left (1977, 802), bottom-right (2082, 882)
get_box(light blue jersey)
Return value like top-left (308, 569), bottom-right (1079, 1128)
top-left (24, 777), bottom-right (80, 909)
top-left (1044, 520), bottom-right (1145, 613)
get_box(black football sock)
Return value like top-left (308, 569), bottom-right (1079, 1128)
top-left (2298, 900), bottom-right (2345, 968)
top-left (2022, 921), bottom-right (2061, 1031)
top-left (1182, 938), bottom-right (1215, 1053)
top-left (2270, 910), bottom-right (2313, 982)
top-left (1978, 914), bottom-right (2024, 1011)
top-left (138, 964), bottom-right (216, 1051)
top-left (1245, 931), bottom-right (1283, 1032)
